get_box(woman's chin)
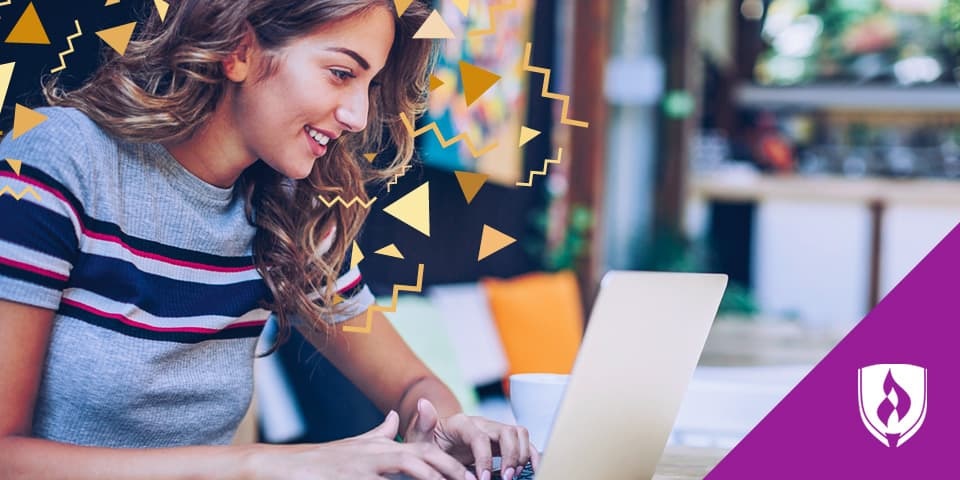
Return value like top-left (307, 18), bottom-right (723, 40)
top-left (288, 167), bottom-right (314, 180)
top-left (271, 161), bottom-right (314, 180)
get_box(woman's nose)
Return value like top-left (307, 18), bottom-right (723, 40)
top-left (335, 89), bottom-right (369, 133)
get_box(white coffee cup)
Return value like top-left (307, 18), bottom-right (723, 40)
top-left (508, 373), bottom-right (569, 451)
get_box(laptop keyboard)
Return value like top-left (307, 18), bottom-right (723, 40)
top-left (491, 462), bottom-right (535, 480)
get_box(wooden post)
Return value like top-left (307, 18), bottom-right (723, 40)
top-left (656, 0), bottom-right (696, 234)
top-left (569, 0), bottom-right (611, 315)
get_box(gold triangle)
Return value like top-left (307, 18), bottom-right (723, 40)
top-left (478, 225), bottom-right (516, 261)
top-left (454, 170), bottom-right (487, 204)
top-left (413, 10), bottom-right (455, 39)
top-left (519, 126), bottom-right (541, 148)
top-left (350, 241), bottom-right (365, 269)
top-left (96, 22), bottom-right (137, 56)
top-left (363, 153), bottom-right (377, 163)
top-left (5, 159), bottom-right (22, 176)
top-left (333, 294), bottom-right (345, 305)
top-left (12, 104), bottom-right (48, 140)
top-left (0, 62), bottom-right (14, 110)
top-left (429, 74), bottom-right (445, 92)
top-left (154, 0), bottom-right (169, 21)
top-left (105, 0), bottom-right (121, 5)
top-left (375, 244), bottom-right (405, 259)
top-left (452, 0), bottom-right (470, 15)
top-left (5, 3), bottom-right (51, 45)
top-left (394, 0), bottom-right (414, 16)
top-left (382, 182), bottom-right (430, 237)
top-left (459, 61), bottom-right (500, 107)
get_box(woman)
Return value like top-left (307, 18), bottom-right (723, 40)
top-left (0, 1), bottom-right (535, 479)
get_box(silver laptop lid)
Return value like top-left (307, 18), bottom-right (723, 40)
top-left (534, 271), bottom-right (727, 480)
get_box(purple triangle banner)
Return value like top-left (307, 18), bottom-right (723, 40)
top-left (706, 223), bottom-right (960, 479)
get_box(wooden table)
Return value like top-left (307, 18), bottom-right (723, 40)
top-left (654, 446), bottom-right (729, 479)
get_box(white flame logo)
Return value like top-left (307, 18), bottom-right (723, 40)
top-left (858, 364), bottom-right (927, 448)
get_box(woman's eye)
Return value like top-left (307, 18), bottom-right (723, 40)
top-left (330, 69), bottom-right (355, 81)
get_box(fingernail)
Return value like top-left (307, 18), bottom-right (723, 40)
top-left (503, 467), bottom-right (515, 480)
top-left (465, 472), bottom-right (477, 480)
top-left (482, 470), bottom-right (491, 480)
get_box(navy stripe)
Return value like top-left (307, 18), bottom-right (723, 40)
top-left (0, 195), bottom-right (79, 263)
top-left (8, 163), bottom-right (255, 269)
top-left (0, 261), bottom-right (68, 291)
top-left (58, 302), bottom-right (265, 344)
top-left (337, 279), bottom-right (365, 300)
top-left (69, 253), bottom-right (270, 318)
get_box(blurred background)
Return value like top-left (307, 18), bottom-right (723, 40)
top-left (3, 0), bottom-right (958, 453)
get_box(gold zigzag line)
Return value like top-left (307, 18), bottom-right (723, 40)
top-left (516, 147), bottom-right (563, 187)
top-left (343, 263), bottom-right (424, 334)
top-left (386, 165), bottom-right (412, 192)
top-left (0, 185), bottom-right (41, 201)
top-left (317, 195), bottom-right (377, 208)
top-left (399, 112), bottom-right (497, 158)
top-left (468, 0), bottom-right (517, 37)
top-left (522, 42), bottom-right (590, 128)
top-left (51, 20), bottom-right (83, 74)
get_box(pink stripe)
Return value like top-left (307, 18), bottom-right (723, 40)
top-left (0, 254), bottom-right (69, 282)
top-left (229, 319), bottom-right (271, 330)
top-left (337, 274), bottom-right (362, 293)
top-left (61, 297), bottom-right (268, 333)
top-left (1, 172), bottom-right (256, 274)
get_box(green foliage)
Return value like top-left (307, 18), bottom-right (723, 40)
top-left (526, 201), bottom-right (757, 316)
top-left (526, 204), bottom-right (594, 272)
top-left (643, 227), bottom-right (759, 316)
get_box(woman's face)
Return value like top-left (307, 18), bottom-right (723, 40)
top-left (231, 7), bottom-right (395, 179)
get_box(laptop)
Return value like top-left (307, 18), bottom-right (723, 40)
top-left (494, 270), bottom-right (728, 479)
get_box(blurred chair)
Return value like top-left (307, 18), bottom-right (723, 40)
top-left (379, 294), bottom-right (480, 414)
top-left (428, 283), bottom-right (509, 387)
top-left (481, 270), bottom-right (585, 392)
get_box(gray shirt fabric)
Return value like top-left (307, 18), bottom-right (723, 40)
top-left (0, 107), bottom-right (373, 447)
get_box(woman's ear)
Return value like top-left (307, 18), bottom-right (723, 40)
top-left (223, 28), bottom-right (257, 82)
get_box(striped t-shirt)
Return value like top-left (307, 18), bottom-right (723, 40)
top-left (0, 107), bottom-right (374, 447)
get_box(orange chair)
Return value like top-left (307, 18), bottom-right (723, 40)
top-left (482, 270), bottom-right (585, 393)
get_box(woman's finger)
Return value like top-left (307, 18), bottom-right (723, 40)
top-left (378, 451), bottom-right (442, 480)
top-left (529, 442), bottom-right (541, 472)
top-left (494, 427), bottom-right (520, 480)
top-left (408, 441), bottom-right (477, 480)
top-left (515, 426), bottom-right (531, 473)
top-left (361, 410), bottom-right (400, 440)
top-left (463, 428), bottom-right (494, 480)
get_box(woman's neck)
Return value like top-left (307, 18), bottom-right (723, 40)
top-left (162, 93), bottom-right (254, 188)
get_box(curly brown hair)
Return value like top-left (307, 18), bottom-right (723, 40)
top-left (44, 0), bottom-right (435, 350)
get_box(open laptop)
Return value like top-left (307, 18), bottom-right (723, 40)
top-left (495, 270), bottom-right (728, 480)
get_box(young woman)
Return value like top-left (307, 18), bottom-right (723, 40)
top-left (0, 1), bottom-right (536, 479)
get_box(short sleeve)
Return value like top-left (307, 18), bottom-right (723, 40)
top-left (318, 259), bottom-right (376, 324)
top-left (0, 113), bottom-right (88, 309)
top-left (296, 226), bottom-right (375, 324)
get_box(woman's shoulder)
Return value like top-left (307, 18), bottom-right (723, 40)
top-left (7, 105), bottom-right (107, 138)
top-left (0, 106), bottom-right (120, 197)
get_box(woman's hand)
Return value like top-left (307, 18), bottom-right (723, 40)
top-left (404, 399), bottom-right (540, 480)
top-left (252, 410), bottom-right (477, 480)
